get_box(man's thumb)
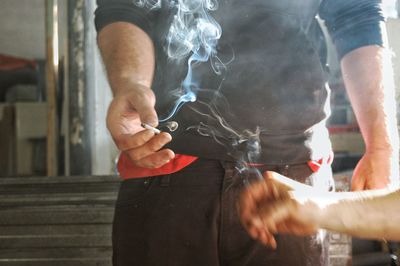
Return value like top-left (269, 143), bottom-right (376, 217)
top-left (139, 107), bottom-right (158, 127)
top-left (351, 176), bottom-right (365, 191)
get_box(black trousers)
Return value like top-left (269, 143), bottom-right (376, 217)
top-left (112, 158), bottom-right (331, 266)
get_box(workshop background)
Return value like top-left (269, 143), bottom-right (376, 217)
top-left (0, 0), bottom-right (399, 265)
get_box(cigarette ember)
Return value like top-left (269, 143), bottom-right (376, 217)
top-left (141, 123), bottom-right (161, 134)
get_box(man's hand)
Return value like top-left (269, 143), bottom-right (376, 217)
top-left (351, 149), bottom-right (396, 191)
top-left (107, 83), bottom-right (175, 168)
top-left (238, 172), bottom-right (320, 248)
top-left (97, 22), bottom-right (173, 168)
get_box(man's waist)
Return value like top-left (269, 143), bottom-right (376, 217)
top-left (165, 121), bottom-right (332, 166)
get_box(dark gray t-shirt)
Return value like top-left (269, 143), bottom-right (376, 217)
top-left (95, 0), bottom-right (385, 165)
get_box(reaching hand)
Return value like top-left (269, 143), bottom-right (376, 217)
top-left (238, 171), bottom-right (320, 248)
top-left (107, 83), bottom-right (175, 168)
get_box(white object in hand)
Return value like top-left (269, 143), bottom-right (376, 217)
top-left (141, 123), bottom-right (161, 134)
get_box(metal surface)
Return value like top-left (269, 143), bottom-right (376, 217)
top-left (67, 0), bottom-right (92, 175)
top-left (45, 0), bottom-right (59, 176)
top-left (397, 0), bottom-right (400, 17)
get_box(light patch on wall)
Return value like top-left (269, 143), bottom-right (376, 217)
top-left (382, 0), bottom-right (398, 18)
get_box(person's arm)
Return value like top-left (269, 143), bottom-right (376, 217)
top-left (96, 1), bottom-right (175, 168)
top-left (320, 0), bottom-right (399, 190)
top-left (99, 22), bottom-right (156, 120)
top-left (238, 172), bottom-right (400, 248)
top-left (315, 187), bottom-right (400, 240)
top-left (341, 46), bottom-right (399, 190)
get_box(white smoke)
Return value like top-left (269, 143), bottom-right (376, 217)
top-left (134, 0), bottom-right (260, 167)
top-left (166, 0), bottom-right (221, 61)
top-left (134, 0), bottom-right (223, 122)
top-left (133, 0), bottom-right (161, 10)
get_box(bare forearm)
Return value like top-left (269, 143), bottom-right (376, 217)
top-left (314, 189), bottom-right (400, 240)
top-left (276, 172), bottom-right (400, 240)
top-left (341, 45), bottom-right (398, 153)
top-left (97, 22), bottom-right (155, 94)
top-left (241, 173), bottom-right (400, 246)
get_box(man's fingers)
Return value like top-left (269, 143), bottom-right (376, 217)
top-left (128, 90), bottom-right (158, 127)
top-left (238, 190), bottom-right (253, 220)
top-left (138, 106), bottom-right (159, 127)
top-left (260, 199), bottom-right (292, 220)
top-left (246, 222), bottom-right (261, 239)
top-left (127, 148), bottom-right (175, 169)
top-left (268, 236), bottom-right (277, 249)
top-left (115, 131), bottom-right (175, 169)
top-left (365, 178), bottom-right (389, 190)
top-left (258, 229), bottom-right (273, 245)
top-left (276, 223), bottom-right (290, 233)
top-left (115, 129), bottom-right (156, 151)
top-left (351, 175), bottom-right (365, 191)
top-left (238, 184), bottom-right (266, 223)
top-left (251, 227), bottom-right (277, 249)
top-left (124, 132), bottom-right (172, 160)
top-left (245, 180), bottom-right (276, 203)
top-left (262, 217), bottom-right (278, 234)
top-left (117, 131), bottom-right (172, 154)
top-left (238, 179), bottom-right (288, 237)
top-left (238, 184), bottom-right (271, 230)
top-left (264, 171), bottom-right (294, 192)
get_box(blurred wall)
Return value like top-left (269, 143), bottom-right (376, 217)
top-left (0, 0), bottom-right (45, 59)
top-left (0, 0), bottom-right (117, 175)
top-left (84, 1), bottom-right (118, 175)
top-left (387, 18), bottom-right (400, 108)
top-left (0, 0), bottom-right (67, 60)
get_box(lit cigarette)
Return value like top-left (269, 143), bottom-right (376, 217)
top-left (141, 123), bottom-right (161, 134)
